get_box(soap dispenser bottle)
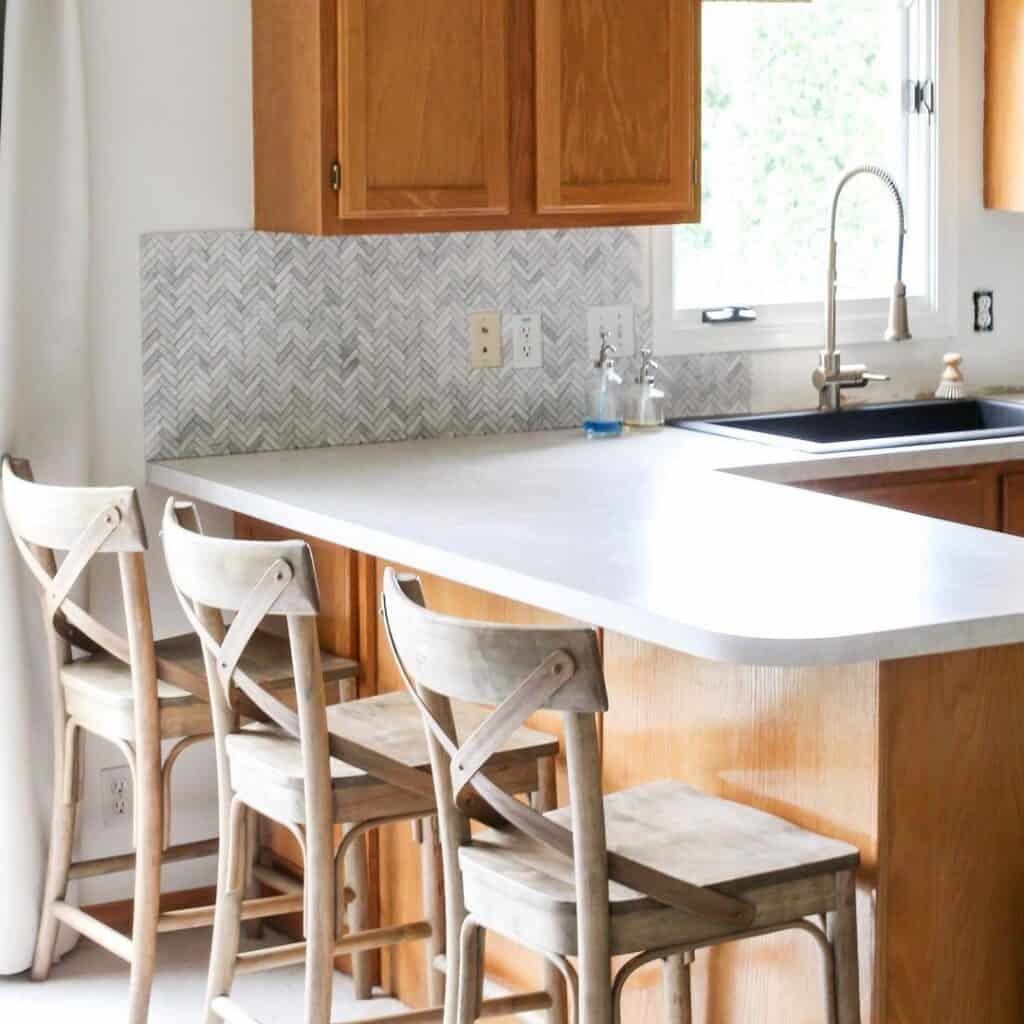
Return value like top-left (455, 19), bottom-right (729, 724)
top-left (625, 348), bottom-right (667, 428)
top-left (583, 330), bottom-right (624, 439)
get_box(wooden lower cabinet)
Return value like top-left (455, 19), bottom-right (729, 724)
top-left (797, 465), bottom-right (1001, 530)
top-left (1002, 471), bottom-right (1024, 535)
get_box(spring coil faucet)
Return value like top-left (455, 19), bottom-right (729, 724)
top-left (813, 165), bottom-right (910, 411)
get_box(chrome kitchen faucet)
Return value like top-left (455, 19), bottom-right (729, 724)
top-left (813, 165), bottom-right (910, 411)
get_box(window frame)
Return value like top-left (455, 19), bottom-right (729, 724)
top-left (651, 0), bottom-right (958, 357)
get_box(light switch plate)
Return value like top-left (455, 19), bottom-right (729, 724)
top-left (510, 314), bottom-right (543, 369)
top-left (587, 305), bottom-right (635, 361)
top-left (469, 311), bottom-right (503, 368)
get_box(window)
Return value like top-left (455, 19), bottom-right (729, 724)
top-left (654, 0), bottom-right (953, 354)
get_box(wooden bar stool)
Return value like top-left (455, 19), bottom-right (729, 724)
top-left (380, 568), bottom-right (863, 1024)
top-left (0, 457), bottom-right (357, 1024)
top-left (161, 499), bottom-right (564, 1024)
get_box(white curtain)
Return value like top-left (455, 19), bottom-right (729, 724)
top-left (0, 0), bottom-right (90, 974)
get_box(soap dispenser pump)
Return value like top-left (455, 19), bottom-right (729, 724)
top-left (625, 348), bottom-right (667, 428)
top-left (583, 330), bottom-right (624, 439)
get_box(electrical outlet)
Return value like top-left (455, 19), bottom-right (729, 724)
top-left (587, 305), bottom-right (635, 361)
top-left (509, 314), bottom-right (543, 369)
top-left (469, 312), bottom-right (503, 369)
top-left (974, 290), bottom-right (994, 332)
top-left (101, 765), bottom-right (132, 828)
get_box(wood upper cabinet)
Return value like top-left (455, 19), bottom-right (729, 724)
top-left (535, 0), bottom-right (699, 218)
top-left (985, 0), bottom-right (1024, 210)
top-left (337, 0), bottom-right (511, 222)
top-left (253, 0), bottom-right (702, 235)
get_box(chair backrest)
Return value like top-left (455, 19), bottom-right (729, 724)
top-left (1, 454), bottom-right (155, 685)
top-left (380, 566), bottom-right (612, 982)
top-left (161, 498), bottom-right (331, 831)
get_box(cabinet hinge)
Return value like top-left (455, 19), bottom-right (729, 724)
top-left (331, 161), bottom-right (342, 192)
top-left (692, 158), bottom-right (700, 186)
top-left (907, 79), bottom-right (936, 120)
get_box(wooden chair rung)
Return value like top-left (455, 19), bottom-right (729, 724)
top-left (158, 892), bottom-right (307, 934)
top-left (68, 837), bottom-right (219, 881)
top-left (210, 996), bottom-right (263, 1024)
top-left (251, 862), bottom-right (303, 895)
top-left (51, 901), bottom-right (134, 964)
top-left (336, 991), bottom-right (553, 1024)
top-left (234, 920), bottom-right (432, 976)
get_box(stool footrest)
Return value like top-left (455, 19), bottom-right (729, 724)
top-left (333, 991), bottom-right (553, 1024)
top-left (68, 837), bottom-right (219, 880)
top-left (158, 892), bottom-right (306, 933)
top-left (52, 901), bottom-right (134, 963)
top-left (235, 920), bottom-right (432, 975)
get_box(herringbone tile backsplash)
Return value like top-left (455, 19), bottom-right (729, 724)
top-left (142, 229), bottom-right (750, 461)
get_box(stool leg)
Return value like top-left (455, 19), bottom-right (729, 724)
top-left (243, 809), bottom-right (263, 939)
top-left (204, 799), bottom-right (247, 1024)
top-left (128, 737), bottom-right (162, 1024)
top-left (347, 827), bottom-right (374, 999)
top-left (455, 917), bottom-right (484, 1024)
top-left (421, 816), bottom-right (446, 1006)
top-left (305, 803), bottom-right (336, 1024)
top-left (663, 952), bottom-right (693, 1023)
top-left (829, 870), bottom-right (861, 1024)
top-left (534, 758), bottom-right (568, 1024)
top-left (31, 718), bottom-right (81, 980)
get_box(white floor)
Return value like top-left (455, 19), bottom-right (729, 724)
top-left (0, 928), bottom-right (411, 1024)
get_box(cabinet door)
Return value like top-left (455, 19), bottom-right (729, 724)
top-left (985, 0), bottom-right (1024, 210)
top-left (1002, 472), bottom-right (1024, 535)
top-left (337, 0), bottom-right (511, 222)
top-left (802, 469), bottom-right (1000, 531)
top-left (535, 0), bottom-right (700, 218)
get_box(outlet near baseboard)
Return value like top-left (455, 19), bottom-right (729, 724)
top-left (101, 765), bottom-right (132, 828)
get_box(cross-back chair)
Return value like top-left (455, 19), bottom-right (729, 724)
top-left (0, 456), bottom-right (358, 1024)
top-left (380, 567), bottom-right (863, 1024)
top-left (161, 500), bottom-right (564, 1024)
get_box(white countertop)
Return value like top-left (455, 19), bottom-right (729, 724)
top-left (149, 427), bottom-right (1024, 667)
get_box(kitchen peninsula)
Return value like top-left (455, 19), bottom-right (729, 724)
top-left (150, 426), bottom-right (1024, 1023)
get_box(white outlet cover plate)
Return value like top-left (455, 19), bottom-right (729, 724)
top-left (101, 764), bottom-right (132, 828)
top-left (469, 311), bottom-right (503, 369)
top-left (587, 305), bottom-right (636, 360)
top-left (509, 314), bottom-right (543, 369)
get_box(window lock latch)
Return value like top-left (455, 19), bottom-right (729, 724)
top-left (908, 79), bottom-right (935, 120)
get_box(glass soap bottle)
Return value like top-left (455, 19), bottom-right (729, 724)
top-left (583, 332), bottom-right (624, 439)
top-left (625, 348), bottom-right (667, 428)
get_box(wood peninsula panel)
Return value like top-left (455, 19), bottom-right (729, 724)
top-left (878, 644), bottom-right (1024, 1024)
top-left (372, 559), bottom-right (578, 1010)
top-left (601, 634), bottom-right (879, 1024)
top-left (985, 0), bottom-right (1024, 211)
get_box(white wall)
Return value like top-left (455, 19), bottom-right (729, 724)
top-left (79, 0), bottom-right (253, 903)
top-left (74, 0), bottom-right (1024, 904)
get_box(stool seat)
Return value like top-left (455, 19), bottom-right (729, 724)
top-left (61, 630), bottom-right (359, 741)
top-left (227, 692), bottom-right (560, 825)
top-left (459, 780), bottom-right (860, 956)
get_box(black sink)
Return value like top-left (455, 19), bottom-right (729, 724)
top-left (670, 399), bottom-right (1024, 454)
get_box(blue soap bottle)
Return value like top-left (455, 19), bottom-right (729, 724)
top-left (583, 331), bottom-right (624, 439)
